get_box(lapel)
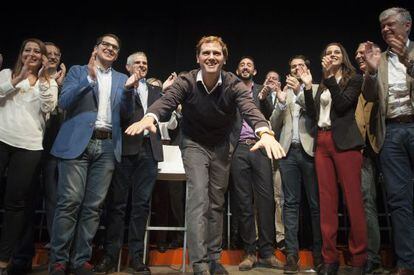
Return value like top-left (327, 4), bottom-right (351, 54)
top-left (287, 89), bottom-right (295, 118)
top-left (84, 65), bottom-right (100, 106)
top-left (379, 52), bottom-right (389, 113)
top-left (147, 84), bottom-right (157, 106)
top-left (407, 41), bottom-right (414, 90)
top-left (110, 70), bottom-right (120, 107)
top-left (134, 88), bottom-right (143, 108)
top-left (252, 84), bottom-right (260, 106)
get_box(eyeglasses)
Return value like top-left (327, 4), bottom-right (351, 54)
top-left (99, 41), bottom-right (120, 53)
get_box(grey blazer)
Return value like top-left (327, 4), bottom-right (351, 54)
top-left (270, 85), bottom-right (318, 157)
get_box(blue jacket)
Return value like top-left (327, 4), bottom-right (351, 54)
top-left (51, 65), bottom-right (133, 162)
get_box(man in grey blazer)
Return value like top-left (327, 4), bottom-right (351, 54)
top-left (270, 55), bottom-right (322, 274)
top-left (363, 7), bottom-right (414, 274)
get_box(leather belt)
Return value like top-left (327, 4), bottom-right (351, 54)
top-left (239, 139), bottom-right (257, 146)
top-left (318, 126), bottom-right (332, 131)
top-left (386, 115), bottom-right (414, 124)
top-left (92, 129), bottom-right (112, 140)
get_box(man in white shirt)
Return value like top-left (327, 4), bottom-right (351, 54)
top-left (49, 34), bottom-right (135, 275)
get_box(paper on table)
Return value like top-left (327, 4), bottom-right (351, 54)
top-left (157, 145), bottom-right (185, 175)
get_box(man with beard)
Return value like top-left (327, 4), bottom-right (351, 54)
top-left (231, 56), bottom-right (282, 271)
top-left (125, 37), bottom-right (286, 275)
top-left (270, 56), bottom-right (322, 274)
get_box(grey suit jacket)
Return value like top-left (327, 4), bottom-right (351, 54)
top-left (270, 85), bottom-right (318, 157)
top-left (362, 40), bottom-right (414, 149)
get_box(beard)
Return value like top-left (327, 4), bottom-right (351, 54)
top-left (239, 72), bottom-right (254, 81)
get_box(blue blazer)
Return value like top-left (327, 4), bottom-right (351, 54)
top-left (51, 65), bottom-right (133, 162)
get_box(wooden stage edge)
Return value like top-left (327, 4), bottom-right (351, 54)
top-left (33, 245), bottom-right (395, 269)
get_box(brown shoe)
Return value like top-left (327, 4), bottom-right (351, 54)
top-left (239, 254), bottom-right (257, 271)
top-left (258, 255), bottom-right (283, 269)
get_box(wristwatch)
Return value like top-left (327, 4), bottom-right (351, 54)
top-left (258, 129), bottom-right (275, 138)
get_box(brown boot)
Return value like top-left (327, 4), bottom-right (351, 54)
top-left (258, 255), bottom-right (283, 269)
top-left (238, 254), bottom-right (257, 271)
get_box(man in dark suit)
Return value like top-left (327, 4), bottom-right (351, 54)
top-left (230, 56), bottom-right (282, 271)
top-left (94, 52), bottom-right (163, 275)
top-left (363, 7), bottom-right (414, 274)
top-left (49, 34), bottom-right (134, 275)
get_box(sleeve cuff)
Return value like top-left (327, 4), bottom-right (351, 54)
top-left (255, 126), bottom-right (270, 138)
top-left (87, 75), bottom-right (97, 86)
top-left (145, 113), bottom-right (159, 125)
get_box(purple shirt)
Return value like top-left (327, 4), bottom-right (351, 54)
top-left (239, 89), bottom-right (256, 141)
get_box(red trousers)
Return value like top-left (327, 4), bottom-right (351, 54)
top-left (315, 130), bottom-right (367, 267)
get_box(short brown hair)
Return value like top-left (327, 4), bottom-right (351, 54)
top-left (196, 36), bottom-right (228, 61)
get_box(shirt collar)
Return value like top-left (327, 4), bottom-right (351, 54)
top-left (97, 66), bottom-right (112, 74)
top-left (196, 70), bottom-right (222, 94)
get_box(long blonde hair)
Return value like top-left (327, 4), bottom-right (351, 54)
top-left (12, 38), bottom-right (50, 82)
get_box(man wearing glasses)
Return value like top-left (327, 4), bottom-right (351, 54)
top-left (49, 34), bottom-right (135, 275)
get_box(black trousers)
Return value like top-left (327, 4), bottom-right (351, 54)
top-left (230, 143), bottom-right (275, 258)
top-left (0, 141), bottom-right (42, 261)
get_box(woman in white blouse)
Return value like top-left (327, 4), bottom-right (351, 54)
top-left (0, 38), bottom-right (57, 272)
top-left (302, 42), bottom-right (367, 275)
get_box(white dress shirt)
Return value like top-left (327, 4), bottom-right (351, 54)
top-left (387, 41), bottom-right (413, 118)
top-left (94, 67), bottom-right (113, 131)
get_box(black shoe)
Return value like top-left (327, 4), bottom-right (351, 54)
top-left (49, 263), bottom-right (66, 275)
top-left (313, 256), bottom-right (323, 273)
top-left (169, 239), bottom-right (183, 249)
top-left (130, 258), bottom-right (151, 275)
top-left (7, 259), bottom-right (32, 275)
top-left (284, 254), bottom-right (299, 274)
top-left (209, 261), bottom-right (228, 275)
top-left (318, 262), bottom-right (339, 275)
top-left (156, 242), bottom-right (168, 253)
top-left (93, 255), bottom-right (116, 274)
top-left (364, 261), bottom-right (382, 274)
top-left (73, 262), bottom-right (94, 275)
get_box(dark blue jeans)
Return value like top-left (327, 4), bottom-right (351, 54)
top-left (50, 139), bottom-right (115, 269)
top-left (104, 139), bottom-right (158, 262)
top-left (360, 153), bottom-right (381, 264)
top-left (380, 122), bottom-right (414, 270)
top-left (279, 145), bottom-right (321, 259)
top-left (43, 155), bottom-right (59, 236)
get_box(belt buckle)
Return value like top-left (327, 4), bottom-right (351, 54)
top-left (246, 139), bottom-right (255, 146)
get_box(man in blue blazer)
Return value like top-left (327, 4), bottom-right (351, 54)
top-left (49, 34), bottom-right (135, 275)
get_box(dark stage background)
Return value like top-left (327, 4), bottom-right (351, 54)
top-left (1, 1), bottom-right (413, 84)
